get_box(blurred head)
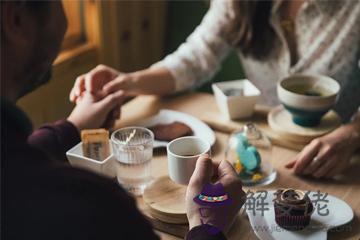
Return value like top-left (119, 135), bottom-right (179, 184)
top-left (1, 1), bottom-right (67, 101)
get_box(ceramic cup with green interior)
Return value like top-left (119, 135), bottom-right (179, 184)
top-left (277, 74), bottom-right (340, 127)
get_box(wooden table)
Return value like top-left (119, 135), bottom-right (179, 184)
top-left (116, 93), bottom-right (360, 240)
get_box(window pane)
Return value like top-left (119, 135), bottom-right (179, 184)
top-left (62, 0), bottom-right (86, 50)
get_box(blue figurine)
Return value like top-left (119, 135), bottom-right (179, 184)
top-left (235, 133), bottom-right (261, 172)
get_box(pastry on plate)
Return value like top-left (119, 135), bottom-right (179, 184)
top-left (149, 121), bottom-right (193, 141)
top-left (274, 188), bottom-right (314, 231)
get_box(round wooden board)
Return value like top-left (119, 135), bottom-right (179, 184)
top-left (143, 176), bottom-right (188, 224)
top-left (268, 106), bottom-right (341, 143)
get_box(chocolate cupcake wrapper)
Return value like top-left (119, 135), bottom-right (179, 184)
top-left (275, 207), bottom-right (311, 231)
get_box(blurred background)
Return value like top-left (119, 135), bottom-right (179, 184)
top-left (18, 0), bottom-right (244, 128)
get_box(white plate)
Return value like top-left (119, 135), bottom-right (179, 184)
top-left (246, 190), bottom-right (353, 240)
top-left (135, 109), bottom-right (216, 148)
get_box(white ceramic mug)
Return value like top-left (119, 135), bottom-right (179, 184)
top-left (167, 136), bottom-right (211, 185)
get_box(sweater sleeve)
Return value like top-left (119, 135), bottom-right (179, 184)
top-left (151, 0), bottom-right (234, 93)
top-left (28, 119), bottom-right (80, 162)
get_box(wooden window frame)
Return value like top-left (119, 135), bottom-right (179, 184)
top-left (53, 1), bottom-right (101, 76)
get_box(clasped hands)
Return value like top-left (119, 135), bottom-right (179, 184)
top-left (67, 65), bottom-right (135, 131)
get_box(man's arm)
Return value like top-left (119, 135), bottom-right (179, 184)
top-left (28, 119), bottom-right (80, 161)
top-left (28, 91), bottom-right (126, 162)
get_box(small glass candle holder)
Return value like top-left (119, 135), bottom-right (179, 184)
top-left (225, 123), bottom-right (276, 186)
top-left (111, 127), bottom-right (154, 196)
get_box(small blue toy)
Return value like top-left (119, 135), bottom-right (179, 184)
top-left (235, 133), bottom-right (261, 172)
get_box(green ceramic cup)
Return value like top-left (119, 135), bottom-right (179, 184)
top-left (277, 74), bottom-right (340, 127)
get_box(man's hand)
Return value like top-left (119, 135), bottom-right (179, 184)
top-left (186, 155), bottom-right (246, 234)
top-left (67, 91), bottom-right (125, 131)
top-left (286, 123), bottom-right (360, 178)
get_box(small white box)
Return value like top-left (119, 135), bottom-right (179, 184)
top-left (212, 79), bottom-right (261, 120)
top-left (66, 141), bottom-right (116, 178)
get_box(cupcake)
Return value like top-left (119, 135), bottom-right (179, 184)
top-left (274, 189), bottom-right (314, 231)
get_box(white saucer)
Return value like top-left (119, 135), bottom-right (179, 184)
top-left (135, 109), bottom-right (216, 148)
top-left (246, 190), bottom-right (353, 240)
top-left (268, 106), bottom-right (341, 144)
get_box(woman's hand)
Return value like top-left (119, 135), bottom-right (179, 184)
top-left (69, 64), bottom-right (125, 103)
top-left (67, 91), bottom-right (126, 131)
top-left (70, 65), bottom-right (176, 100)
top-left (69, 64), bottom-right (142, 102)
top-left (186, 155), bottom-right (246, 234)
top-left (286, 123), bottom-right (360, 178)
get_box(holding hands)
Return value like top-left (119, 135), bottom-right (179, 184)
top-left (70, 64), bottom-right (131, 103)
top-left (70, 64), bottom-right (175, 103)
top-left (68, 64), bottom-right (174, 130)
top-left (67, 90), bottom-right (125, 131)
top-left (68, 65), bottom-right (136, 131)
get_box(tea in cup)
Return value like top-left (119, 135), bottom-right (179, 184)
top-left (277, 74), bottom-right (340, 127)
top-left (167, 136), bottom-right (211, 185)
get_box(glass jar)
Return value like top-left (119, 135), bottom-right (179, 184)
top-left (225, 123), bottom-right (276, 186)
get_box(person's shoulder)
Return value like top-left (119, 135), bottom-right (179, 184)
top-left (5, 164), bottom-right (156, 240)
top-left (32, 165), bottom-right (138, 222)
top-left (209, 0), bottom-right (234, 17)
top-left (42, 166), bottom-right (159, 239)
top-left (200, 0), bottom-right (237, 38)
top-left (45, 165), bottom-right (131, 201)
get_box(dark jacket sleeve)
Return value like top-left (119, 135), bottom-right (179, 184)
top-left (186, 225), bottom-right (227, 240)
top-left (27, 119), bottom-right (80, 161)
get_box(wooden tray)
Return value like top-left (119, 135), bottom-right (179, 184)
top-left (143, 176), bottom-right (187, 224)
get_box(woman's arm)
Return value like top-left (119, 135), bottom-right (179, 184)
top-left (102, 67), bottom-right (176, 96)
top-left (70, 0), bottom-right (235, 100)
top-left (138, 0), bottom-right (234, 94)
